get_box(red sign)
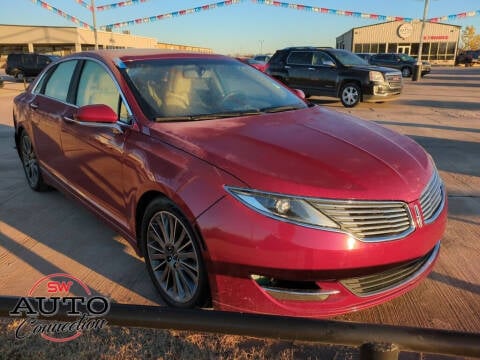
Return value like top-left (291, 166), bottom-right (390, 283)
top-left (423, 35), bottom-right (449, 40)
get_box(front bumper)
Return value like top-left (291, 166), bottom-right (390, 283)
top-left (197, 192), bottom-right (447, 317)
top-left (363, 80), bottom-right (402, 103)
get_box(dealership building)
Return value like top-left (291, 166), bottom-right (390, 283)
top-left (336, 21), bottom-right (461, 64)
top-left (0, 24), bottom-right (212, 59)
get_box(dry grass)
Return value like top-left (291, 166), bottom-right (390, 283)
top-left (0, 318), bottom-right (358, 360)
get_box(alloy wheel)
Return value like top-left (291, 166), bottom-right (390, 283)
top-left (146, 211), bottom-right (201, 304)
top-left (341, 85), bottom-right (360, 107)
top-left (21, 133), bottom-right (40, 188)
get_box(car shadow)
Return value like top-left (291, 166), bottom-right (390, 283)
top-left (429, 271), bottom-right (480, 296)
top-left (0, 124), bottom-right (162, 305)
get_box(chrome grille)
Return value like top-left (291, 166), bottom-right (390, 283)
top-left (420, 171), bottom-right (444, 224)
top-left (385, 73), bottom-right (402, 89)
top-left (340, 242), bottom-right (439, 297)
top-left (309, 199), bottom-right (413, 242)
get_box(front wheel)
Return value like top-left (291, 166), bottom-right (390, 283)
top-left (340, 83), bottom-right (361, 108)
top-left (141, 198), bottom-right (208, 308)
top-left (20, 131), bottom-right (48, 191)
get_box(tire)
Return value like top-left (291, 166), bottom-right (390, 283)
top-left (401, 67), bottom-right (412, 77)
top-left (20, 131), bottom-right (48, 191)
top-left (141, 197), bottom-right (208, 308)
top-left (340, 83), bottom-right (361, 108)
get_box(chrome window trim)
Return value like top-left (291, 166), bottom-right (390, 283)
top-left (31, 56), bottom-right (135, 126)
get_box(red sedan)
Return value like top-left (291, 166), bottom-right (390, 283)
top-left (13, 49), bottom-right (447, 317)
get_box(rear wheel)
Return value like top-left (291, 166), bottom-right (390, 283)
top-left (141, 198), bottom-right (208, 308)
top-left (340, 83), bottom-right (361, 108)
top-left (401, 67), bottom-right (412, 77)
top-left (20, 131), bottom-right (48, 191)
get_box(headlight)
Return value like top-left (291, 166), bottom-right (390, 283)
top-left (225, 187), bottom-right (340, 229)
top-left (369, 71), bottom-right (384, 82)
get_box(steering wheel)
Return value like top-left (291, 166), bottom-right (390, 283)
top-left (220, 91), bottom-right (247, 108)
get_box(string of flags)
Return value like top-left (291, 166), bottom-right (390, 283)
top-left (74, 0), bottom-right (93, 11)
top-left (251, 0), bottom-right (413, 22)
top-left (30, 0), bottom-right (93, 29)
top-left (29, 0), bottom-right (480, 32)
top-left (428, 10), bottom-right (480, 23)
top-left (96, 0), bottom-right (150, 12)
top-left (101, 0), bottom-right (244, 30)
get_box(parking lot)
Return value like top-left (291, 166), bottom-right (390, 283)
top-left (0, 66), bottom-right (479, 334)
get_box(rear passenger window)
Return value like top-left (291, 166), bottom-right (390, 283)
top-left (287, 52), bottom-right (313, 65)
top-left (43, 60), bottom-right (77, 102)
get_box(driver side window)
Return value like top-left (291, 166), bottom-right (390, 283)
top-left (76, 61), bottom-right (130, 123)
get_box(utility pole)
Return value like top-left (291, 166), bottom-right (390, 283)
top-left (91, 0), bottom-right (99, 50)
top-left (414, 0), bottom-right (430, 81)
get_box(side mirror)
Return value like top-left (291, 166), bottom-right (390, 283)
top-left (75, 104), bottom-right (118, 123)
top-left (292, 89), bottom-right (306, 100)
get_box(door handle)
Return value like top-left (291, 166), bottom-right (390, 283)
top-left (308, 67), bottom-right (316, 70)
top-left (29, 103), bottom-right (39, 110)
top-left (63, 116), bottom-right (75, 123)
top-left (284, 65), bottom-right (291, 69)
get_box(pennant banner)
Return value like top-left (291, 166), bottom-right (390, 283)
top-left (97, 0), bottom-right (150, 12)
top-left (31, 0), bottom-right (93, 29)
top-left (74, 0), bottom-right (93, 11)
top-left (251, 0), bottom-right (414, 22)
top-left (429, 10), bottom-right (480, 23)
top-left (100, 0), bottom-right (244, 30)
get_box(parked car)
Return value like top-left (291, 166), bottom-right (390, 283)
top-left (252, 54), bottom-right (271, 62)
top-left (355, 53), bottom-right (375, 63)
top-left (236, 57), bottom-right (268, 72)
top-left (13, 49), bottom-right (446, 318)
top-left (6, 53), bottom-right (60, 80)
top-left (369, 53), bottom-right (431, 78)
top-left (455, 50), bottom-right (479, 67)
top-left (266, 47), bottom-right (403, 107)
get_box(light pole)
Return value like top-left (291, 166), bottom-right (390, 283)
top-left (91, 0), bottom-right (99, 50)
top-left (414, 0), bottom-right (430, 81)
top-left (259, 40), bottom-right (264, 54)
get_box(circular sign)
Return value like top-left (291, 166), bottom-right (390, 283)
top-left (398, 23), bottom-right (413, 39)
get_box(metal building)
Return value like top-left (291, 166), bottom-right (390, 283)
top-left (0, 24), bottom-right (212, 57)
top-left (336, 21), bottom-right (461, 64)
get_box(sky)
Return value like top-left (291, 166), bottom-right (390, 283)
top-left (0, 1), bottom-right (479, 54)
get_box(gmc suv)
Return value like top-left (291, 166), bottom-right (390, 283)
top-left (266, 47), bottom-right (403, 107)
top-left (369, 53), bottom-right (431, 78)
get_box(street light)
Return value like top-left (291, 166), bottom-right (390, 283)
top-left (259, 40), bottom-right (264, 54)
top-left (414, 0), bottom-right (430, 81)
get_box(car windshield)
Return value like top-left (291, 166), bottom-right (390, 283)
top-left (330, 50), bottom-right (368, 66)
top-left (399, 54), bottom-right (416, 62)
top-left (123, 58), bottom-right (306, 121)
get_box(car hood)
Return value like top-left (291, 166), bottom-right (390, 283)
top-left (348, 64), bottom-right (401, 74)
top-left (149, 106), bottom-right (432, 202)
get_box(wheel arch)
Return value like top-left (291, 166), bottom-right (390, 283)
top-left (134, 190), bottom-right (208, 256)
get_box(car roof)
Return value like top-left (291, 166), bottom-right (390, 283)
top-left (64, 49), bottom-right (229, 63)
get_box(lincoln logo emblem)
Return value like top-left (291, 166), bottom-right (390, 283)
top-left (414, 205), bottom-right (423, 228)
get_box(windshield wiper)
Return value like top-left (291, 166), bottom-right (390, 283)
top-left (261, 105), bottom-right (302, 113)
top-left (155, 110), bottom-right (262, 122)
top-left (155, 116), bottom-right (194, 122)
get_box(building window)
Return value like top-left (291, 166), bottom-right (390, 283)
top-left (354, 44), bottom-right (362, 53)
top-left (378, 43), bottom-right (386, 53)
top-left (388, 43), bottom-right (397, 53)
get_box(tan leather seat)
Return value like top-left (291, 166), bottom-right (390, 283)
top-left (163, 69), bottom-right (192, 116)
